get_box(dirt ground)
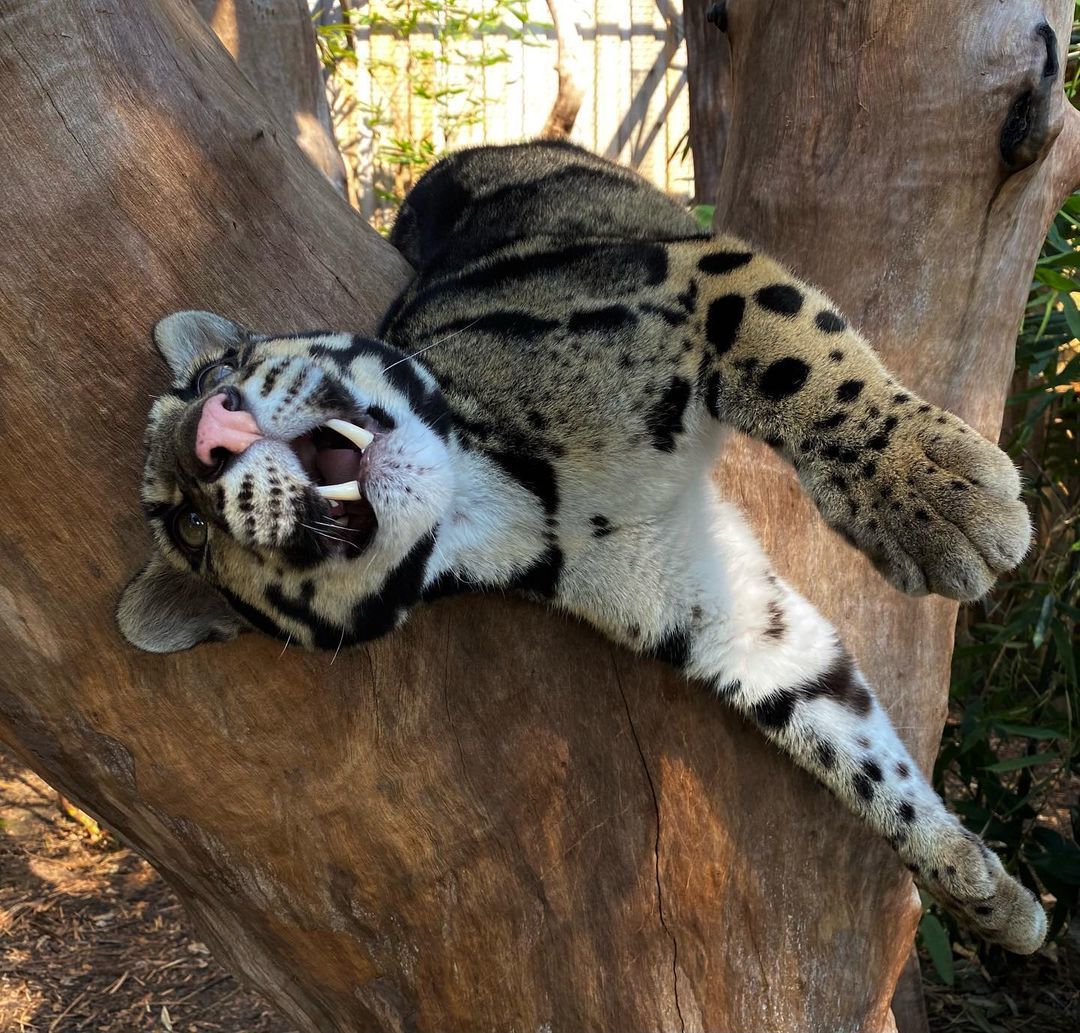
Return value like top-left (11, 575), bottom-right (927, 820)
top-left (1, 745), bottom-right (1076, 1033)
top-left (922, 933), bottom-right (1080, 1033)
top-left (0, 749), bottom-right (295, 1033)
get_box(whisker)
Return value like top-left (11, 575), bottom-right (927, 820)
top-left (299, 521), bottom-right (351, 546)
top-left (278, 631), bottom-right (293, 658)
top-left (382, 318), bottom-right (481, 372)
top-left (330, 624), bottom-right (346, 666)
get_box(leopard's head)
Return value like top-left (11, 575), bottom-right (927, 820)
top-left (118, 311), bottom-right (454, 653)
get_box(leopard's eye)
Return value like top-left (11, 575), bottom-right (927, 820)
top-left (196, 362), bottom-right (236, 394)
top-left (174, 508), bottom-right (208, 552)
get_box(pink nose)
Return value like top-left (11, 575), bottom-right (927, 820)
top-left (195, 393), bottom-right (262, 466)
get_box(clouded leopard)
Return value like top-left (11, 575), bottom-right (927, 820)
top-left (119, 140), bottom-right (1045, 953)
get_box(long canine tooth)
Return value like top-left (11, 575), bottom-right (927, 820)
top-left (316, 481), bottom-right (362, 501)
top-left (324, 418), bottom-right (374, 450)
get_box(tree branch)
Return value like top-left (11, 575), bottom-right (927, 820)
top-left (539, 0), bottom-right (585, 140)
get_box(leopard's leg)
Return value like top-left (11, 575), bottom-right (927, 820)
top-left (665, 239), bottom-right (1032, 601)
top-left (560, 481), bottom-right (1046, 953)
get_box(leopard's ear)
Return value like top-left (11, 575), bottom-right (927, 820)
top-left (117, 554), bottom-right (246, 653)
top-left (153, 310), bottom-right (251, 378)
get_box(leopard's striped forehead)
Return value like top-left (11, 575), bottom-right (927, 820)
top-left (133, 324), bottom-right (454, 649)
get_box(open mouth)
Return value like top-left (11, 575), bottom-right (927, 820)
top-left (290, 416), bottom-right (381, 551)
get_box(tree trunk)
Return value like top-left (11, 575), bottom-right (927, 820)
top-left (540, 0), bottom-right (586, 140)
top-left (192, 0), bottom-right (348, 193)
top-left (1, 4), bottom-right (1077, 1033)
top-left (684, 0), bottom-right (731, 203)
top-left (696, 0), bottom-right (1080, 1029)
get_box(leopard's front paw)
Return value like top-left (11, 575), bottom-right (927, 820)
top-left (907, 827), bottom-right (1046, 955)
top-left (800, 396), bottom-right (1032, 600)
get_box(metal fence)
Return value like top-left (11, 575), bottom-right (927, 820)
top-left (322, 1), bottom-right (691, 226)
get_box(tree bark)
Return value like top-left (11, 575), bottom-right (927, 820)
top-left (1, 4), bottom-right (1078, 1033)
top-left (696, 0), bottom-right (1080, 1029)
top-left (192, 0), bottom-right (348, 193)
top-left (684, 0), bottom-right (731, 203)
top-left (540, 0), bottom-right (586, 140)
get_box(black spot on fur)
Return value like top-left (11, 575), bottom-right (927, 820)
top-left (646, 376), bottom-right (692, 452)
top-left (368, 404), bottom-right (397, 430)
top-left (677, 280), bottom-right (699, 313)
top-left (260, 360), bottom-right (288, 397)
top-left (861, 758), bottom-right (884, 782)
top-left (820, 443), bottom-right (861, 463)
top-left (568, 305), bottom-right (638, 334)
top-left (650, 626), bottom-right (693, 669)
top-left (640, 302), bottom-right (688, 326)
top-left (705, 294), bottom-right (745, 355)
top-left (752, 689), bottom-right (799, 730)
top-left (756, 284), bottom-right (803, 317)
top-left (974, 904), bottom-right (994, 916)
top-left (898, 802), bottom-right (916, 823)
top-left (896, 762), bottom-right (910, 778)
top-left (759, 357), bottom-right (810, 400)
top-left (506, 543), bottom-right (563, 598)
top-left (698, 250), bottom-right (752, 275)
top-left (345, 534), bottom-right (438, 642)
top-left (452, 240), bottom-right (670, 294)
top-left (816, 739), bottom-right (837, 769)
top-left (265, 583), bottom-right (343, 650)
top-left (814, 412), bottom-right (848, 431)
top-left (837, 379), bottom-right (864, 403)
top-left (765, 600), bottom-right (786, 640)
top-left (800, 652), bottom-right (871, 715)
top-left (867, 415), bottom-right (898, 451)
top-left (703, 370), bottom-right (722, 419)
top-left (829, 350), bottom-right (845, 362)
top-left (435, 311), bottom-right (560, 340)
top-left (491, 451), bottom-right (559, 514)
top-left (852, 773), bottom-right (875, 802)
top-left (218, 585), bottom-right (286, 640)
top-left (590, 514), bottom-right (613, 538)
top-left (816, 311), bottom-right (846, 334)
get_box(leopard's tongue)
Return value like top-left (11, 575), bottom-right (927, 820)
top-left (316, 448), bottom-right (364, 485)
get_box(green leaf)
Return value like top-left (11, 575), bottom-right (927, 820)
top-left (919, 912), bottom-right (954, 984)
top-left (992, 722), bottom-right (1063, 740)
top-left (983, 751), bottom-right (1059, 772)
top-left (1061, 293), bottom-right (1080, 340)
top-left (691, 204), bottom-right (715, 229)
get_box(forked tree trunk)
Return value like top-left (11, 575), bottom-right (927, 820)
top-left (192, 0), bottom-right (348, 192)
top-left (0, 3), bottom-right (1077, 1033)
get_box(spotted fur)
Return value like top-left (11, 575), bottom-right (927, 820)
top-left (119, 141), bottom-right (1043, 953)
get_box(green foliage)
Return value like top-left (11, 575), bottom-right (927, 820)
top-left (316, 1), bottom-right (544, 218)
top-left (922, 9), bottom-right (1080, 977)
top-left (691, 203), bottom-right (715, 230)
top-left (920, 910), bottom-right (956, 985)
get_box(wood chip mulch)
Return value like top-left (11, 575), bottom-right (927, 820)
top-left (0, 748), bottom-right (297, 1033)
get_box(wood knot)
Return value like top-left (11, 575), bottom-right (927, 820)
top-left (706, 2), bottom-right (728, 34)
top-left (1000, 23), bottom-right (1062, 173)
